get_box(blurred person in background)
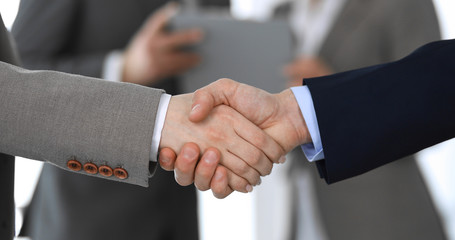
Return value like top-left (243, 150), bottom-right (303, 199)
top-left (12, 0), bottom-right (228, 240)
top-left (278, 0), bottom-right (445, 239)
top-left (234, 0), bottom-right (446, 239)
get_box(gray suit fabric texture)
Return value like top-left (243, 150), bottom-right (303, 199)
top-left (0, 13), bottom-right (165, 240)
top-left (288, 0), bottom-right (446, 239)
top-left (0, 15), bottom-right (21, 240)
top-left (11, 0), bottom-right (224, 239)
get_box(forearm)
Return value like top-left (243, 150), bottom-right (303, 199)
top-left (307, 40), bottom-right (455, 183)
top-left (0, 62), bottom-right (164, 186)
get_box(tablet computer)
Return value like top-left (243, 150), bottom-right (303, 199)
top-left (170, 15), bottom-right (293, 93)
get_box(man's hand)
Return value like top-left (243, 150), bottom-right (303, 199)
top-left (190, 79), bottom-right (311, 152)
top-left (159, 93), bottom-right (285, 194)
top-left (284, 56), bottom-right (332, 87)
top-left (160, 79), bottom-right (311, 198)
top-left (160, 143), bottom-right (236, 199)
top-left (122, 3), bottom-right (202, 85)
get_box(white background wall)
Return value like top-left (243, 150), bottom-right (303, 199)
top-left (1, 0), bottom-right (454, 239)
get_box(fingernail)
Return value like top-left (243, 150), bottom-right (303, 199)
top-left (246, 185), bottom-right (253, 192)
top-left (204, 150), bottom-right (217, 164)
top-left (279, 156), bottom-right (286, 164)
top-left (183, 147), bottom-right (198, 159)
top-left (160, 155), bottom-right (169, 164)
top-left (174, 171), bottom-right (179, 182)
top-left (257, 178), bottom-right (262, 186)
top-left (191, 104), bottom-right (200, 113)
top-left (214, 171), bottom-right (223, 181)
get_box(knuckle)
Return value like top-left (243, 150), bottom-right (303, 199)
top-left (271, 152), bottom-right (282, 164)
top-left (206, 128), bottom-right (227, 142)
top-left (230, 179), bottom-right (248, 193)
top-left (233, 162), bottom-right (250, 176)
top-left (217, 78), bottom-right (233, 85)
top-left (194, 88), bottom-right (207, 97)
top-left (255, 135), bottom-right (268, 149)
top-left (262, 164), bottom-right (273, 176)
top-left (273, 145), bottom-right (286, 162)
top-left (199, 169), bottom-right (214, 180)
top-left (249, 149), bottom-right (262, 166)
top-left (251, 173), bottom-right (261, 186)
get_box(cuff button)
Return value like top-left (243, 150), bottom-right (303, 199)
top-left (99, 165), bottom-right (113, 177)
top-left (67, 160), bottom-right (82, 171)
top-left (113, 168), bottom-right (128, 180)
top-left (83, 163), bottom-right (98, 174)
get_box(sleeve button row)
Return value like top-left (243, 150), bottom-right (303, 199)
top-left (67, 159), bottom-right (128, 180)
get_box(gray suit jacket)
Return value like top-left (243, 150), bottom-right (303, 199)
top-left (0, 15), bottom-right (21, 240)
top-left (0, 14), bottom-right (163, 240)
top-left (290, 0), bottom-right (446, 239)
top-left (11, 0), bottom-right (216, 239)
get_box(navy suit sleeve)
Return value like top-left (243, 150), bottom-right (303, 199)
top-left (305, 40), bottom-right (455, 183)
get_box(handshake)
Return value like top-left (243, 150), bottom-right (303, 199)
top-left (158, 78), bottom-right (311, 198)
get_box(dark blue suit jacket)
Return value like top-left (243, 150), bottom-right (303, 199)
top-left (306, 40), bottom-right (455, 183)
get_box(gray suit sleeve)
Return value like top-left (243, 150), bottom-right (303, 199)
top-left (0, 62), bottom-right (163, 187)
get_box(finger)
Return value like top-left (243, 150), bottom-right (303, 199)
top-left (234, 115), bottom-right (285, 167)
top-left (194, 148), bottom-right (220, 191)
top-left (189, 78), bottom-right (239, 122)
top-left (158, 147), bottom-right (177, 171)
top-left (163, 29), bottom-right (203, 50)
top-left (174, 142), bottom-right (200, 186)
top-left (145, 2), bottom-right (179, 36)
top-left (221, 150), bottom-right (261, 187)
top-left (211, 166), bottom-right (234, 199)
top-left (225, 167), bottom-right (253, 193)
top-left (227, 135), bottom-right (272, 176)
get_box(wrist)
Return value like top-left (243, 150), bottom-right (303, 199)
top-left (277, 89), bottom-right (311, 146)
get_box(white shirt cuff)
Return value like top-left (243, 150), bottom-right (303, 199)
top-left (102, 50), bottom-right (124, 82)
top-left (291, 86), bottom-right (325, 161)
top-left (150, 93), bottom-right (172, 162)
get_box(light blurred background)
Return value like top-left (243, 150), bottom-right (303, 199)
top-left (1, 0), bottom-right (454, 239)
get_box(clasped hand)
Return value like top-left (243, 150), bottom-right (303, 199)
top-left (159, 79), bottom-right (311, 198)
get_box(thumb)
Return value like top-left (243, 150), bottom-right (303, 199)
top-left (189, 78), bottom-right (239, 122)
top-left (145, 2), bottom-right (179, 36)
top-left (189, 89), bottom-right (216, 122)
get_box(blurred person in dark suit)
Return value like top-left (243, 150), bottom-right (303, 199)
top-left (280, 0), bottom-right (445, 239)
top-left (12, 1), bottom-right (228, 240)
top-left (224, 0), bottom-right (447, 239)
